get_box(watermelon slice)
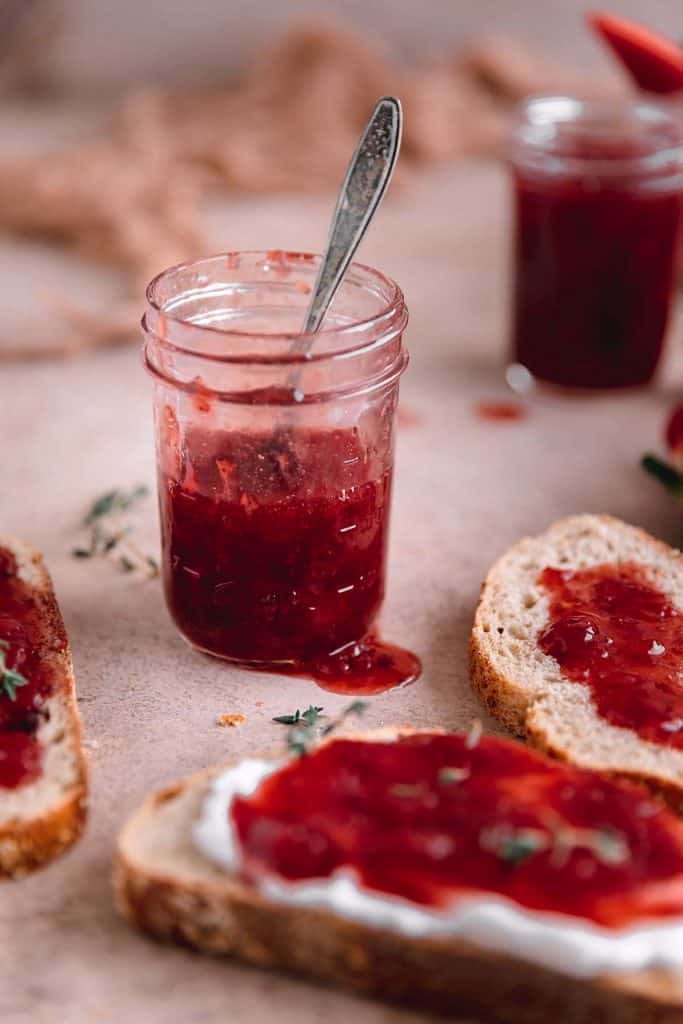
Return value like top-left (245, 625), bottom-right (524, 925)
top-left (589, 11), bottom-right (683, 94)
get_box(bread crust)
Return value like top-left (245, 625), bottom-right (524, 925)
top-left (115, 739), bottom-right (683, 1024)
top-left (0, 786), bottom-right (86, 877)
top-left (0, 536), bottom-right (87, 878)
top-left (469, 514), bottom-right (683, 812)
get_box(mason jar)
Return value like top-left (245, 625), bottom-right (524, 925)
top-left (142, 250), bottom-right (409, 670)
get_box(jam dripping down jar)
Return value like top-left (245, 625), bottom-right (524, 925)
top-left (142, 251), bottom-right (417, 689)
top-left (509, 96), bottom-right (683, 389)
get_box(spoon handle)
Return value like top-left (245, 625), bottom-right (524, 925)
top-left (295, 96), bottom-right (403, 348)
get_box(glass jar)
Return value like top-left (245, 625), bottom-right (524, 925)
top-left (509, 96), bottom-right (683, 389)
top-left (142, 250), bottom-right (410, 675)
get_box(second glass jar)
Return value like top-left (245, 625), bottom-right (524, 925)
top-left (510, 96), bottom-right (683, 389)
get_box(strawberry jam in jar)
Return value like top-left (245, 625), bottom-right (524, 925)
top-left (143, 252), bottom-right (419, 692)
top-left (510, 96), bottom-right (683, 389)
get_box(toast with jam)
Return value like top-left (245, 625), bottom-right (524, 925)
top-left (470, 514), bottom-right (683, 810)
top-left (116, 727), bottom-right (683, 1023)
top-left (0, 536), bottom-right (87, 877)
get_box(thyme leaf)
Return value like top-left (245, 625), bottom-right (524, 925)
top-left (0, 640), bottom-right (28, 701)
top-left (465, 719), bottom-right (483, 749)
top-left (390, 782), bottom-right (425, 799)
top-left (273, 701), bottom-right (367, 757)
top-left (320, 699), bottom-right (368, 736)
top-left (145, 555), bottom-right (160, 575)
top-left (479, 824), bottom-right (548, 866)
top-left (642, 454), bottom-right (683, 498)
top-left (272, 706), bottom-right (323, 726)
top-left (591, 827), bottom-right (630, 866)
top-left (85, 485), bottom-right (149, 525)
top-left (439, 765), bottom-right (470, 785)
top-left (540, 812), bottom-right (631, 869)
top-left (73, 485), bottom-right (158, 577)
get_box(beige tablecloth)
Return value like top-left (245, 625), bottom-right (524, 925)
top-left (2, 160), bottom-right (682, 1024)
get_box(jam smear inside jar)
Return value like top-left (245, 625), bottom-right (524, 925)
top-left (538, 563), bottom-right (683, 747)
top-left (145, 252), bottom-right (420, 693)
top-left (510, 97), bottom-right (683, 389)
top-left (231, 732), bottom-right (683, 927)
top-left (0, 548), bottom-right (60, 788)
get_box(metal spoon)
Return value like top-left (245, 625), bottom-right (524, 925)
top-left (291, 96), bottom-right (403, 353)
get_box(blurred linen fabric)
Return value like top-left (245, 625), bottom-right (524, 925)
top-left (0, 0), bottom-right (642, 357)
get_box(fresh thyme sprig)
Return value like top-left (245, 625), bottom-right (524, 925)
top-left (390, 782), bottom-right (425, 799)
top-left (540, 816), bottom-right (630, 869)
top-left (72, 485), bottom-right (159, 577)
top-left (479, 818), bottom-right (630, 869)
top-left (465, 718), bottom-right (482, 749)
top-left (272, 705), bottom-right (324, 727)
top-left (0, 639), bottom-right (28, 701)
top-left (642, 454), bottom-right (683, 499)
top-left (272, 700), bottom-right (368, 756)
top-left (84, 486), bottom-right (149, 524)
top-left (439, 765), bottom-right (470, 785)
top-left (479, 824), bottom-right (548, 866)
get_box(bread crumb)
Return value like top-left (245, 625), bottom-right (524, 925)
top-left (217, 713), bottom-right (246, 727)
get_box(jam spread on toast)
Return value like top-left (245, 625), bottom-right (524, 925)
top-left (539, 563), bottom-right (683, 748)
top-left (231, 733), bottom-right (683, 927)
top-left (0, 548), bottom-right (62, 788)
top-left (159, 426), bottom-right (420, 693)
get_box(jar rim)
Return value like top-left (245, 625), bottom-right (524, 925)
top-left (510, 94), bottom-right (683, 177)
top-left (144, 250), bottom-right (406, 366)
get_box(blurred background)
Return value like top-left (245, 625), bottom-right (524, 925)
top-left (0, 0), bottom-right (676, 361)
top-left (4, 0), bottom-right (682, 90)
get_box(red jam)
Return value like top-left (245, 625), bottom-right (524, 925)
top-left (590, 13), bottom-right (683, 95)
top-left (512, 166), bottom-right (681, 389)
top-left (159, 426), bottom-right (420, 692)
top-left (538, 564), bottom-right (683, 748)
top-left (397, 404), bottom-right (422, 430)
top-left (0, 549), bottom-right (61, 788)
top-left (475, 401), bottom-right (527, 422)
top-left (278, 634), bottom-right (421, 695)
top-left (666, 404), bottom-right (683, 455)
top-left (231, 732), bottom-right (683, 927)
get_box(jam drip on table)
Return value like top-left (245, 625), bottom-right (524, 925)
top-left (159, 425), bottom-right (420, 694)
top-left (231, 732), bottom-right (683, 927)
top-left (475, 401), bottom-right (527, 423)
top-left (278, 634), bottom-right (421, 695)
top-left (538, 563), bottom-right (683, 748)
top-left (0, 549), bottom-right (60, 788)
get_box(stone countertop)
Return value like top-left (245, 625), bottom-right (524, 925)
top-left (2, 161), bottom-right (682, 1024)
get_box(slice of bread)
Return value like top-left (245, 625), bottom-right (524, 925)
top-left (115, 729), bottom-right (683, 1024)
top-left (470, 514), bottom-right (683, 809)
top-left (0, 535), bottom-right (87, 877)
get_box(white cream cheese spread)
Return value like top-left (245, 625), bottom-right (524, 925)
top-left (193, 758), bottom-right (683, 980)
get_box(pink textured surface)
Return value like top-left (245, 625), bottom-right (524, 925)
top-left (1, 161), bottom-right (682, 1023)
